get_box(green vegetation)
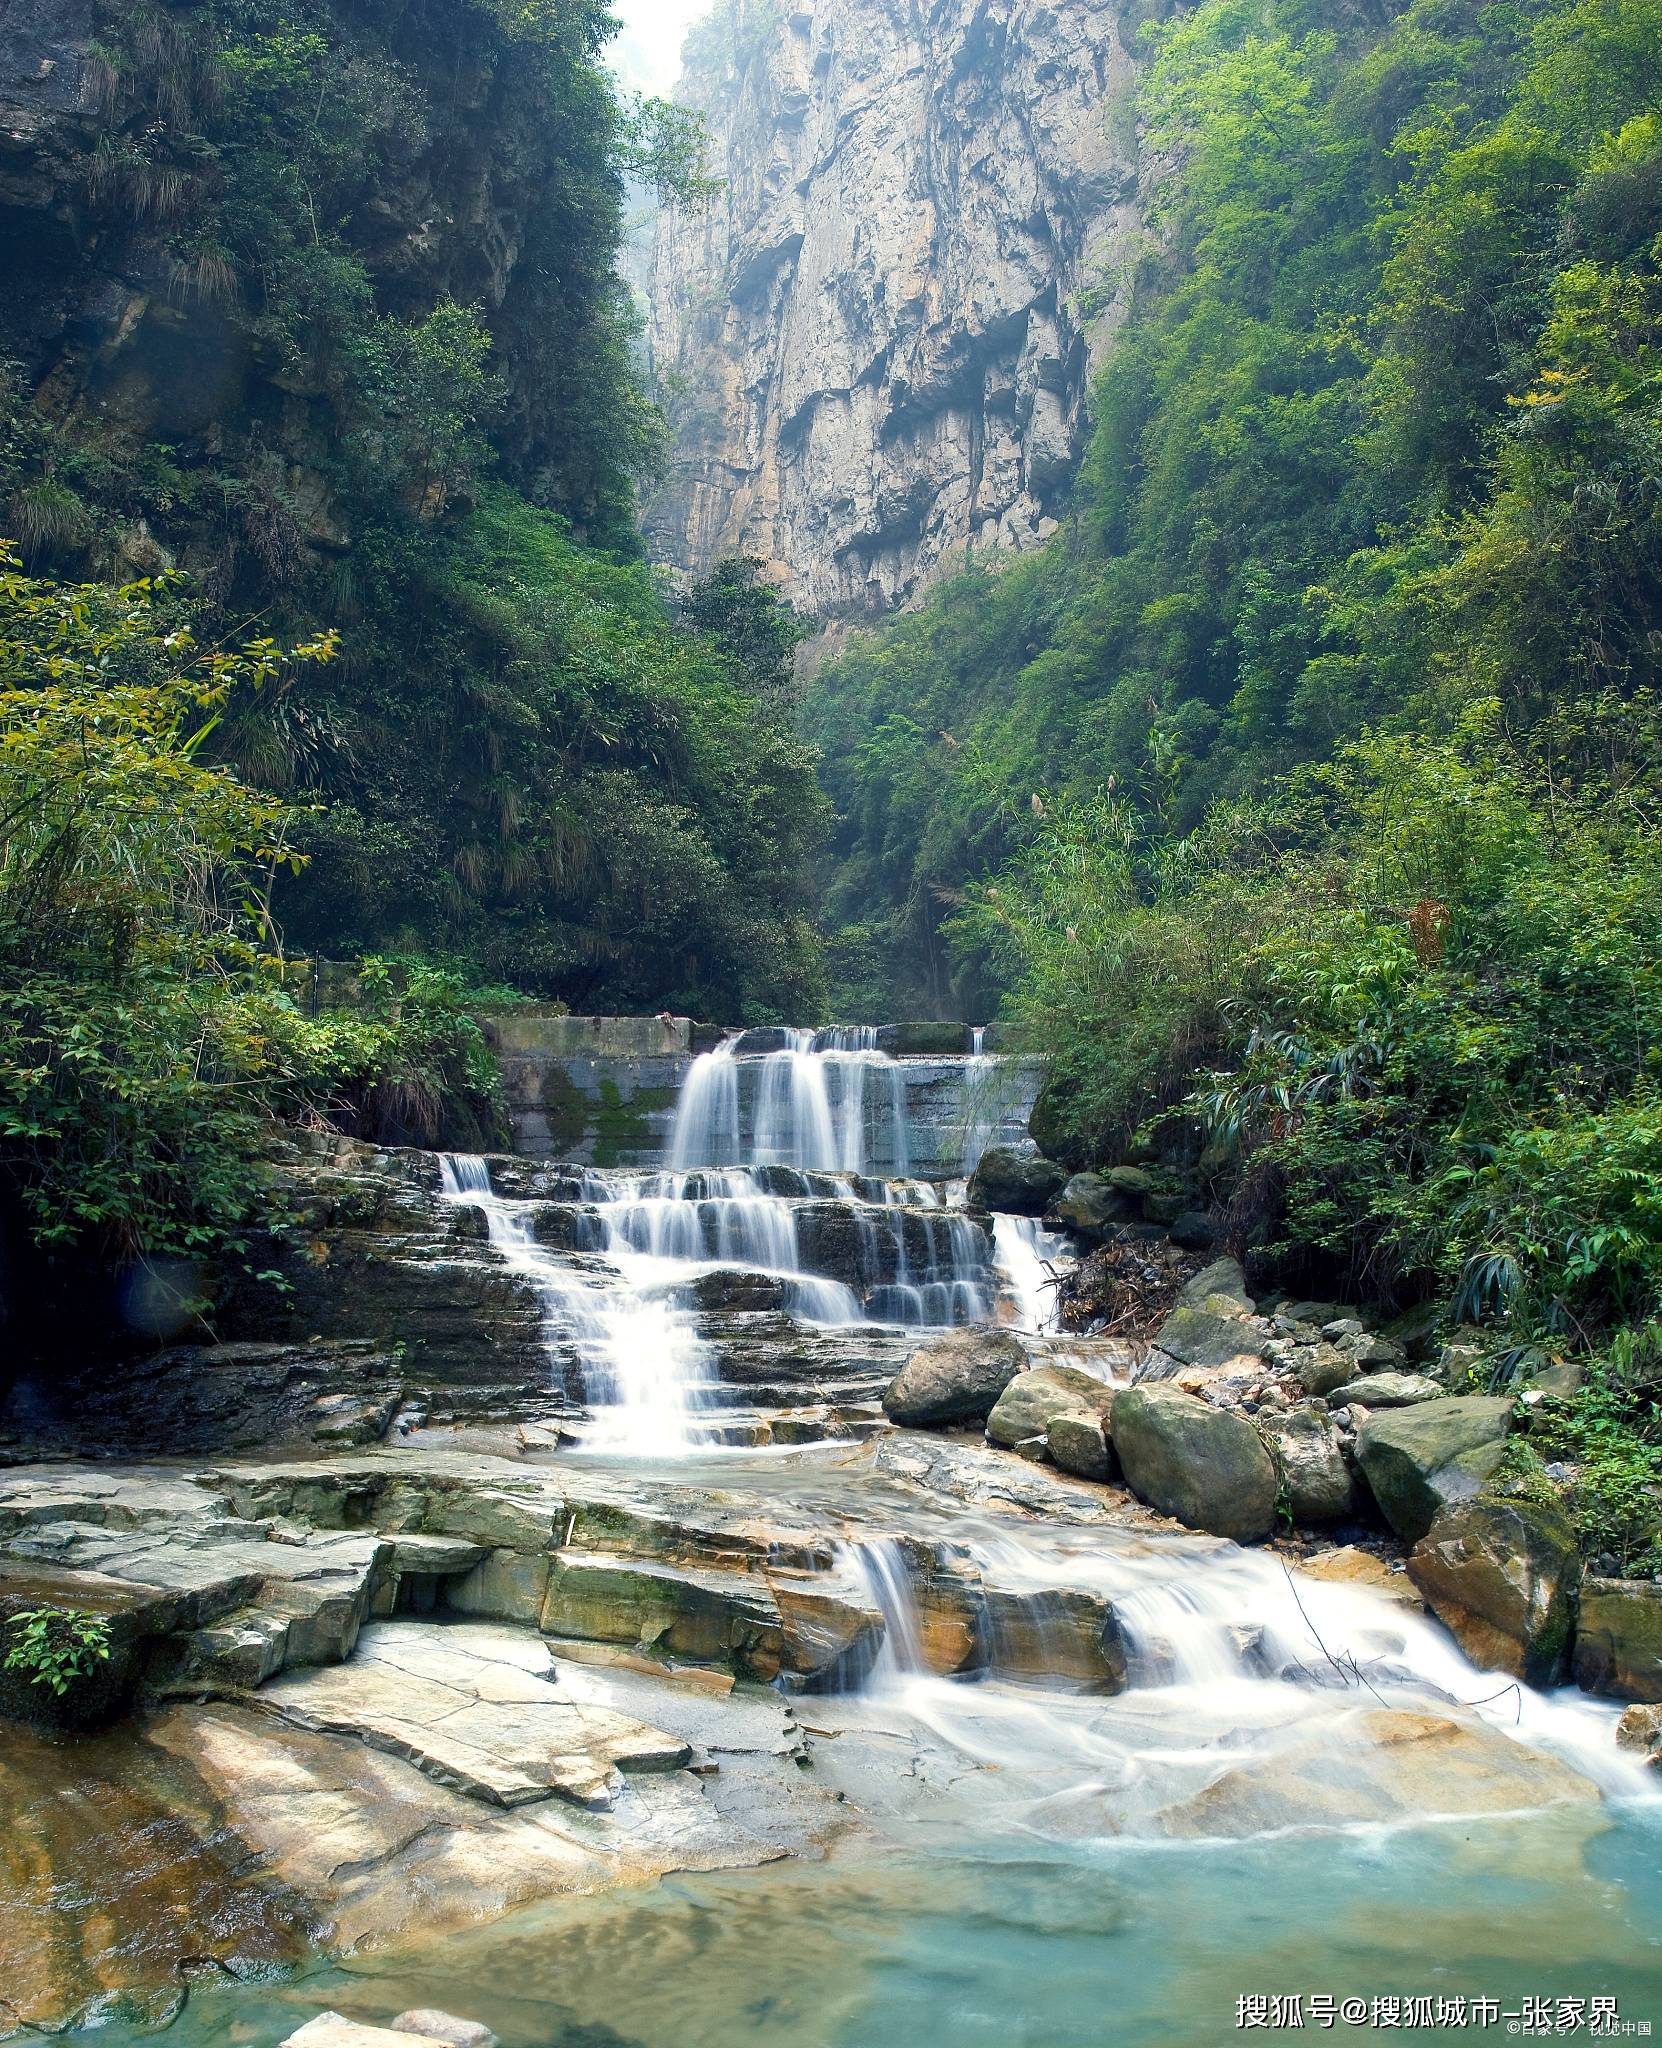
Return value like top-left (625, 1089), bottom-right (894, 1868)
top-left (808, 0), bottom-right (1662, 1540)
top-left (0, 0), bottom-right (819, 1022)
top-left (0, 0), bottom-right (825, 1331)
top-left (3, 1608), bottom-right (114, 1695)
top-left (0, 552), bottom-right (502, 1283)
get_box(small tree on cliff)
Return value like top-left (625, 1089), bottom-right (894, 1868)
top-left (681, 556), bottom-right (810, 709)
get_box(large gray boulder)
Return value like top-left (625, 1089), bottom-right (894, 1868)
top-left (1045, 1172), bottom-right (1135, 1241)
top-left (966, 1148), bottom-right (1067, 1216)
top-left (1111, 1386), bottom-right (1278, 1542)
top-left (1177, 1256), bottom-right (1254, 1318)
top-left (882, 1329), bottom-right (1027, 1426)
top-left (1262, 1404), bottom-right (1354, 1523)
top-left (1574, 1579), bottom-right (1662, 1702)
top-left (1408, 1496), bottom-right (1580, 1684)
top-left (986, 1364), bottom-right (1118, 1449)
top-left (1354, 1397), bottom-right (1513, 1542)
top-left (1146, 1305), bottom-right (1267, 1374)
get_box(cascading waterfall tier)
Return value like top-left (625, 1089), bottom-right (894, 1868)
top-left (670, 1029), bottom-right (912, 1176)
top-left (441, 1027), bottom-right (1077, 1453)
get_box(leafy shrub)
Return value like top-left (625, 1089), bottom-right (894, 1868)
top-left (3, 1607), bottom-right (113, 1694)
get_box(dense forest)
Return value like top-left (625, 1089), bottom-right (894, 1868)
top-left (0, 0), bottom-right (822, 1306)
top-left (804, 0), bottom-right (1662, 1551)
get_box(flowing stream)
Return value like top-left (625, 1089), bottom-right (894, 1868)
top-left (441, 1031), bottom-right (1067, 1449)
top-left (42, 1026), bottom-right (1662, 2045)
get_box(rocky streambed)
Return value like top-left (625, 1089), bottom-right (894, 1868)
top-left (2, 1032), bottom-right (1660, 2043)
top-left (3, 1430), bottom-right (1660, 2042)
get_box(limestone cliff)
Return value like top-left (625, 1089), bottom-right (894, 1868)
top-left (644, 0), bottom-right (1163, 617)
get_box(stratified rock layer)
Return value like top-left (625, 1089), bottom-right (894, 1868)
top-left (646, 0), bottom-right (1158, 616)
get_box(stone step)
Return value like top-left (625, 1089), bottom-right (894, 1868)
top-left (256, 1621), bottom-right (691, 1810)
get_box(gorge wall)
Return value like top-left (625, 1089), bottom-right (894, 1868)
top-left (644, 0), bottom-right (1165, 619)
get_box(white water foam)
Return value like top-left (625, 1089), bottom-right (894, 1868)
top-left (440, 1154), bottom-right (721, 1456)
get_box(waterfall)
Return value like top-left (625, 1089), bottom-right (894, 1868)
top-left (671, 1029), bottom-right (912, 1178)
top-left (842, 1540), bottom-right (926, 1687)
top-left (440, 1026), bottom-right (1048, 1454)
top-left (992, 1214), bottom-right (1074, 1335)
top-left (440, 1154), bottom-right (720, 1457)
top-left (957, 1025), bottom-right (1000, 1173)
top-left (826, 1515), bottom-right (1645, 1812)
top-left (668, 1040), bottom-right (740, 1169)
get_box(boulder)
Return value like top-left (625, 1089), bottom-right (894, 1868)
top-left (1169, 1209), bottom-right (1218, 1252)
top-left (883, 1329), bottom-right (1027, 1427)
top-left (392, 2015), bottom-right (497, 2048)
top-left (966, 1148), bottom-right (1067, 1216)
top-left (1044, 1172), bottom-right (1135, 1241)
top-left (1045, 1412), bottom-right (1114, 1483)
top-left (284, 2020), bottom-right (456, 2048)
top-left (986, 1364), bottom-right (1117, 1450)
top-left (1407, 1497), bottom-right (1580, 1683)
top-left (1345, 1332), bottom-right (1408, 1371)
top-left (1156, 1708), bottom-right (1597, 1838)
top-left (1146, 1305), bottom-right (1267, 1374)
top-left (1327, 1372), bottom-right (1443, 1410)
top-left (1177, 1256), bottom-right (1254, 1319)
top-left (1354, 1397), bottom-right (1513, 1543)
top-left (690, 1269), bottom-right (788, 1312)
top-left (1291, 1343), bottom-right (1355, 1399)
top-left (1573, 1578), bottom-right (1662, 1702)
top-left (1262, 1404), bottom-right (1354, 1523)
top-left (1616, 1703), bottom-right (1662, 1768)
top-left (1110, 1386), bottom-right (1278, 1542)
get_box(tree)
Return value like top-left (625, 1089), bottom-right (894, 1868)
top-left (681, 556), bottom-right (810, 708)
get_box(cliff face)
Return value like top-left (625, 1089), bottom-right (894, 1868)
top-left (645, 0), bottom-right (1159, 618)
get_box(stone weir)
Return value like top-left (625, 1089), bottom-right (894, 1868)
top-left (2, 1027), bottom-right (1074, 1464)
top-left (483, 1015), bottom-right (1037, 1170)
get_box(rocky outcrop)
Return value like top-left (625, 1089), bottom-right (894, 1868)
top-left (882, 1327), bottom-right (1027, 1426)
top-left (1354, 1398), bottom-right (1513, 1544)
top-left (645, 0), bottom-right (1160, 616)
top-left (967, 1148), bottom-right (1068, 1216)
top-left (1407, 1497), bottom-right (1581, 1684)
top-left (1045, 1171), bottom-right (1137, 1241)
top-left (1109, 1385), bottom-right (1277, 1542)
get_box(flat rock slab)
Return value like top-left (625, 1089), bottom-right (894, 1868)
top-left (284, 2018), bottom-right (456, 2048)
top-left (1158, 1707), bottom-right (1599, 1838)
top-left (260, 1622), bottom-right (691, 1809)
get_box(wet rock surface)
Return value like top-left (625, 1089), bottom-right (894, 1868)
top-left (1408, 1497), bottom-right (1581, 1685)
top-left (0, 1424), bottom-right (1643, 2038)
top-left (1574, 1578), bottom-right (1662, 1702)
top-left (882, 1328), bottom-right (1027, 1427)
top-left (1109, 1385), bottom-right (1278, 1542)
top-left (1157, 1709), bottom-right (1600, 1838)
